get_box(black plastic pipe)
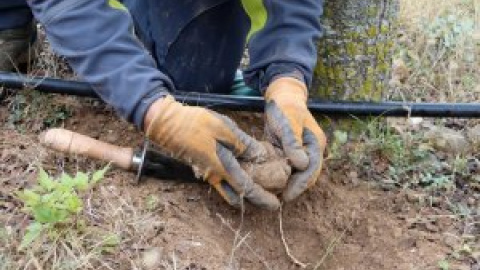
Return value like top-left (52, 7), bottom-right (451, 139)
top-left (2, 71), bottom-right (480, 118)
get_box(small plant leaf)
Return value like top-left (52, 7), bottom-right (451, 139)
top-left (74, 172), bottom-right (89, 191)
top-left (100, 233), bottom-right (122, 254)
top-left (65, 195), bottom-right (83, 214)
top-left (103, 233), bottom-right (121, 247)
top-left (334, 130), bottom-right (348, 145)
top-left (18, 166), bottom-right (107, 250)
top-left (60, 173), bottom-right (75, 188)
top-left (17, 190), bottom-right (41, 206)
top-left (38, 168), bottom-right (55, 191)
top-left (438, 259), bottom-right (449, 270)
top-left (19, 223), bottom-right (43, 250)
top-left (32, 206), bottom-right (56, 223)
top-left (91, 165), bottom-right (109, 185)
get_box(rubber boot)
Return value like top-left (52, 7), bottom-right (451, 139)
top-left (0, 22), bottom-right (36, 72)
top-left (230, 70), bottom-right (261, 97)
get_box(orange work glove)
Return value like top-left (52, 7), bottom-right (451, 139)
top-left (265, 77), bottom-right (327, 202)
top-left (144, 95), bottom-right (281, 210)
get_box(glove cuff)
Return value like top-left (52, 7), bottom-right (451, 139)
top-left (265, 77), bottom-right (308, 103)
top-left (144, 95), bottom-right (177, 134)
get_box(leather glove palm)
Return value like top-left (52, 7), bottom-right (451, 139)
top-left (265, 77), bottom-right (327, 202)
top-left (145, 95), bottom-right (280, 210)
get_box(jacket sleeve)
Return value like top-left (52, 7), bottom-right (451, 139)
top-left (241, 0), bottom-right (323, 92)
top-left (26, 0), bottom-right (174, 128)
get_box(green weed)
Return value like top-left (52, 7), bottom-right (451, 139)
top-left (419, 173), bottom-right (453, 190)
top-left (328, 130), bottom-right (348, 160)
top-left (438, 259), bottom-right (450, 270)
top-left (452, 155), bottom-right (469, 176)
top-left (422, 12), bottom-right (476, 53)
top-left (8, 91), bottom-right (72, 132)
top-left (348, 118), bottom-right (418, 170)
top-left (0, 254), bottom-right (13, 270)
top-left (16, 166), bottom-right (109, 250)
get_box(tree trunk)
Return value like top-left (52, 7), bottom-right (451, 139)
top-left (312, 0), bottom-right (399, 101)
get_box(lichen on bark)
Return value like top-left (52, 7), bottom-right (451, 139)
top-left (312, 0), bottom-right (399, 101)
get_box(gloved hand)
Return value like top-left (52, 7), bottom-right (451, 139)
top-left (264, 77), bottom-right (327, 202)
top-left (144, 95), bottom-right (281, 210)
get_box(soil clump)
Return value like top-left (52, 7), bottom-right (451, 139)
top-left (242, 141), bottom-right (291, 193)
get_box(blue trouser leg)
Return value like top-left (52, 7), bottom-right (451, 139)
top-left (0, 0), bottom-right (33, 30)
top-left (123, 0), bottom-right (250, 94)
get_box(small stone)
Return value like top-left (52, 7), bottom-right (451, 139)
top-left (105, 131), bottom-right (119, 143)
top-left (386, 118), bottom-right (406, 134)
top-left (175, 240), bottom-right (203, 254)
top-left (391, 58), bottom-right (409, 83)
top-left (467, 197), bottom-right (476, 206)
top-left (142, 248), bottom-right (163, 269)
top-left (425, 126), bottom-right (469, 154)
top-left (449, 61), bottom-right (459, 72)
top-left (393, 227), bottom-right (403, 239)
top-left (349, 171), bottom-right (359, 186)
top-left (449, 263), bottom-right (471, 270)
top-left (430, 197), bottom-right (442, 207)
top-left (467, 124), bottom-right (480, 149)
top-left (408, 117), bottom-right (424, 128)
top-left (380, 179), bottom-right (397, 191)
top-left (405, 191), bottom-right (422, 203)
top-left (436, 216), bottom-right (453, 228)
top-left (443, 234), bottom-right (460, 249)
top-left (425, 222), bottom-right (439, 233)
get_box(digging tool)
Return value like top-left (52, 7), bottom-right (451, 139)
top-left (2, 71), bottom-right (480, 118)
top-left (39, 128), bottom-right (200, 184)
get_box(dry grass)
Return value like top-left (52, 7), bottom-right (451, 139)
top-left (399, 0), bottom-right (479, 26)
top-left (390, 0), bottom-right (480, 103)
top-left (29, 26), bottom-right (73, 79)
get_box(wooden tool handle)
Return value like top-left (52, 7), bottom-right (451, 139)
top-left (39, 128), bottom-right (134, 170)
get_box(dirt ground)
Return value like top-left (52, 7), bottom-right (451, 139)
top-left (1, 99), bottom-right (473, 270)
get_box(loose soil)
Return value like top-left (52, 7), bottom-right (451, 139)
top-left (1, 99), bottom-right (466, 270)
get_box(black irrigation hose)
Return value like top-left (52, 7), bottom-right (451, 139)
top-left (2, 71), bottom-right (480, 118)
